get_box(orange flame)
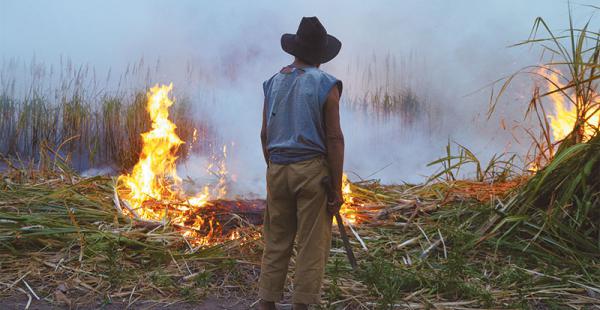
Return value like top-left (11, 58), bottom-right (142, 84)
top-left (339, 173), bottom-right (358, 224)
top-left (117, 84), bottom-right (227, 246)
top-left (118, 84), bottom-right (190, 217)
top-left (539, 68), bottom-right (599, 142)
top-left (118, 84), bottom-right (361, 244)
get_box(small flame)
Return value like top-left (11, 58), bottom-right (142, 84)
top-left (338, 173), bottom-right (358, 224)
top-left (527, 162), bottom-right (540, 173)
top-left (217, 145), bottom-right (228, 198)
top-left (189, 128), bottom-right (198, 154)
top-left (229, 230), bottom-right (240, 240)
top-left (539, 68), bottom-right (599, 142)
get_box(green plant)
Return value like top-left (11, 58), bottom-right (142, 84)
top-left (360, 258), bottom-right (416, 309)
top-left (427, 141), bottom-right (519, 183)
top-left (484, 7), bottom-right (600, 276)
top-left (491, 8), bottom-right (600, 163)
top-left (324, 258), bottom-right (344, 305)
top-left (194, 270), bottom-right (213, 288)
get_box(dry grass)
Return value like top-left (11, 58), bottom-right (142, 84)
top-left (1, 154), bottom-right (598, 308)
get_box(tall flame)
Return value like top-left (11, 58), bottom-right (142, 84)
top-left (118, 84), bottom-right (188, 219)
top-left (117, 84), bottom-right (229, 245)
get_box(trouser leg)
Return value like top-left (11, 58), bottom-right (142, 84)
top-left (289, 158), bottom-right (332, 304)
top-left (258, 164), bottom-right (296, 302)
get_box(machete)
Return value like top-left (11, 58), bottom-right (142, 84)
top-left (321, 176), bottom-right (358, 270)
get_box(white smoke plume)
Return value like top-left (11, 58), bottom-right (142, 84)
top-left (1, 0), bottom-right (596, 196)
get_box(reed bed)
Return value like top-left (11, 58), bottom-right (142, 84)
top-left (0, 59), bottom-right (209, 172)
top-left (0, 56), bottom-right (434, 175)
top-left (342, 53), bottom-right (441, 138)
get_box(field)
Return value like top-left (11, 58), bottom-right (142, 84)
top-left (1, 13), bottom-right (600, 310)
top-left (1, 157), bottom-right (598, 309)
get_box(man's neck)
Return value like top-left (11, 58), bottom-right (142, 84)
top-left (292, 58), bottom-right (318, 68)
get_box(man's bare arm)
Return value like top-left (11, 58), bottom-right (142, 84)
top-left (261, 98), bottom-right (269, 165)
top-left (324, 85), bottom-right (344, 213)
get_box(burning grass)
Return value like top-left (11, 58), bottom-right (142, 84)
top-left (1, 158), bottom-right (598, 308)
top-left (0, 159), bottom-right (264, 308)
top-left (2, 9), bottom-right (600, 309)
top-left (485, 8), bottom-right (600, 280)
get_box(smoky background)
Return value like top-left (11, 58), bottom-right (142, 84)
top-left (1, 0), bottom-right (595, 196)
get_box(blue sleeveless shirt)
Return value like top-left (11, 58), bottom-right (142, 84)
top-left (263, 65), bottom-right (342, 164)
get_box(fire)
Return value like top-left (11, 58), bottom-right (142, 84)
top-left (117, 84), bottom-right (361, 245)
top-left (539, 68), bottom-right (599, 142)
top-left (117, 84), bottom-right (188, 216)
top-left (117, 84), bottom-right (227, 246)
top-left (339, 173), bottom-right (358, 224)
top-left (527, 162), bottom-right (540, 173)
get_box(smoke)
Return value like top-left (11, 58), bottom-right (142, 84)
top-left (1, 0), bottom-right (595, 195)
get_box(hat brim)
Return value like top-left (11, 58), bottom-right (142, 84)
top-left (281, 33), bottom-right (341, 64)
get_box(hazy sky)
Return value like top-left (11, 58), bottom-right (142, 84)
top-left (1, 0), bottom-right (597, 188)
top-left (0, 1), bottom-right (584, 74)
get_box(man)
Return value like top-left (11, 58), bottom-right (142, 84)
top-left (258, 17), bottom-right (344, 310)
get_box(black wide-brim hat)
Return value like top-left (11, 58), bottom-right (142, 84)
top-left (281, 16), bottom-right (341, 65)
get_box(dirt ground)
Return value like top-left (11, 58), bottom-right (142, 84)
top-left (0, 296), bottom-right (263, 309)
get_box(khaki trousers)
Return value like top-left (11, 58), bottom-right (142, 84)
top-left (258, 157), bottom-right (332, 304)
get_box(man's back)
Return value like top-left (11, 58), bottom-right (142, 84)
top-left (258, 16), bottom-right (344, 309)
top-left (263, 65), bottom-right (341, 164)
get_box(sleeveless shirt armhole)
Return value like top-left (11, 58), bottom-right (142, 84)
top-left (262, 80), bottom-right (268, 97)
top-left (334, 80), bottom-right (343, 98)
top-left (263, 72), bottom-right (279, 98)
top-left (319, 75), bottom-right (342, 107)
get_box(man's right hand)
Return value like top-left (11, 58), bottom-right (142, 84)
top-left (327, 190), bottom-right (344, 215)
